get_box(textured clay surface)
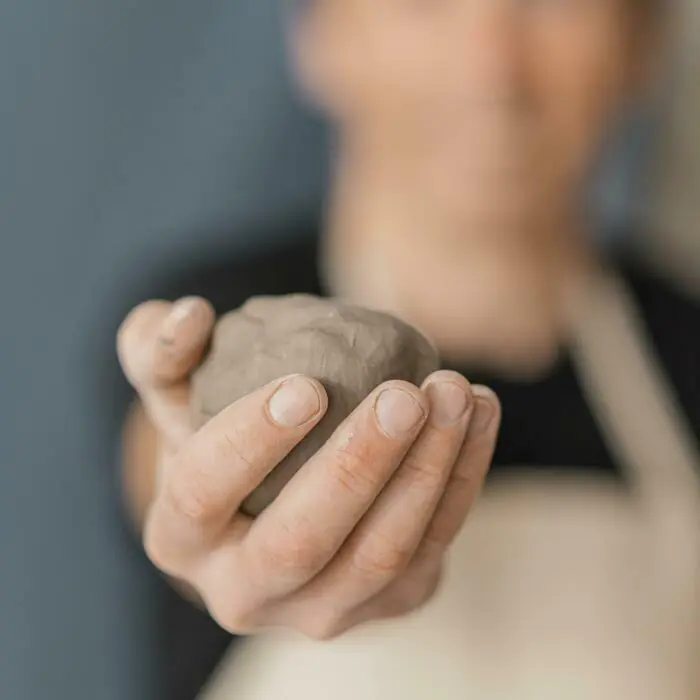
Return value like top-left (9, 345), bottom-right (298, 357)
top-left (191, 294), bottom-right (440, 516)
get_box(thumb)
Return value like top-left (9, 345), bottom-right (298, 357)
top-left (117, 296), bottom-right (215, 389)
top-left (117, 297), bottom-right (216, 448)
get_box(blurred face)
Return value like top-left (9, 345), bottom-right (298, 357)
top-left (298, 0), bottom-right (646, 240)
top-left (295, 0), bottom-right (653, 371)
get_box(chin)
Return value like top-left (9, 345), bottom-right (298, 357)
top-left (437, 322), bottom-right (564, 381)
top-left (325, 230), bottom-right (569, 380)
top-left (398, 251), bottom-right (568, 379)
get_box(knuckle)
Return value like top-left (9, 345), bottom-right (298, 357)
top-left (331, 442), bottom-right (384, 499)
top-left (417, 532), bottom-right (448, 562)
top-left (419, 562), bottom-right (444, 604)
top-left (398, 561), bottom-right (444, 613)
top-left (352, 532), bottom-right (414, 578)
top-left (298, 612), bottom-right (345, 641)
top-left (142, 521), bottom-right (180, 575)
top-left (165, 467), bottom-right (217, 526)
top-left (392, 588), bottom-right (423, 616)
top-left (256, 519), bottom-right (328, 575)
top-left (207, 594), bottom-right (258, 635)
top-left (449, 461), bottom-right (478, 492)
top-left (399, 452), bottom-right (445, 490)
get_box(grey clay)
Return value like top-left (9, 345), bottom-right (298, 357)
top-left (191, 294), bottom-right (440, 516)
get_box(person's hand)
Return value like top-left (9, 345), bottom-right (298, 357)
top-left (117, 296), bottom-right (500, 640)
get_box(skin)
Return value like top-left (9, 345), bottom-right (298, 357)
top-left (119, 0), bottom-right (655, 639)
top-left (308, 0), bottom-right (656, 373)
top-left (118, 297), bottom-right (499, 639)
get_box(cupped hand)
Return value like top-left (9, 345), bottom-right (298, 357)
top-left (117, 296), bottom-right (500, 640)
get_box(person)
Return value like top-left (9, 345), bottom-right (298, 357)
top-left (115, 0), bottom-right (700, 697)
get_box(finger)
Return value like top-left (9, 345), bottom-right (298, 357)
top-left (143, 375), bottom-right (327, 574)
top-left (416, 384), bottom-right (500, 554)
top-left (241, 381), bottom-right (429, 598)
top-left (290, 371), bottom-right (473, 615)
top-left (271, 552), bottom-right (444, 641)
top-left (328, 556), bottom-right (445, 639)
top-left (288, 384), bottom-right (497, 640)
top-left (117, 297), bottom-right (215, 445)
top-left (335, 387), bottom-right (499, 638)
top-left (118, 296), bottom-right (215, 387)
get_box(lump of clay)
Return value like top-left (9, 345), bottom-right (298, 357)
top-left (191, 294), bottom-right (440, 516)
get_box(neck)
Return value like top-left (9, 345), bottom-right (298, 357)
top-left (321, 146), bottom-right (598, 379)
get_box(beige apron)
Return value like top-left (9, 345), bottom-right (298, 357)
top-left (200, 272), bottom-right (700, 700)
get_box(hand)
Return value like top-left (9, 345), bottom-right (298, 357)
top-left (117, 296), bottom-right (500, 640)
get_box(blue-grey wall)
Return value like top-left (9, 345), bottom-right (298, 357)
top-left (0, 2), bottom-right (325, 698)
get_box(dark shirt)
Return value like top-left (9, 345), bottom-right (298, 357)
top-left (100, 221), bottom-right (700, 700)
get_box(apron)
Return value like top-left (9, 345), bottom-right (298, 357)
top-left (199, 272), bottom-right (700, 700)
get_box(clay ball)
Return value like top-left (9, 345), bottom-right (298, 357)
top-left (190, 294), bottom-right (440, 516)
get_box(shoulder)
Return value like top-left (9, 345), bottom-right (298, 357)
top-left (620, 252), bottom-right (700, 444)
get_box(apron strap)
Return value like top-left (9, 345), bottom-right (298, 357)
top-left (569, 268), bottom-right (700, 564)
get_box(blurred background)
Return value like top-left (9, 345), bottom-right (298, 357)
top-left (0, 2), bottom-right (326, 698)
top-left (0, 0), bottom-right (698, 699)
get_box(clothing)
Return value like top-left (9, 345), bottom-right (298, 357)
top-left (199, 261), bottom-right (700, 700)
top-left (110, 221), bottom-right (700, 699)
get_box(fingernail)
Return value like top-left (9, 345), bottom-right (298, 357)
top-left (159, 297), bottom-right (200, 345)
top-left (425, 381), bottom-right (470, 428)
top-left (471, 388), bottom-right (498, 434)
top-left (375, 387), bottom-right (425, 438)
top-left (268, 376), bottom-right (322, 427)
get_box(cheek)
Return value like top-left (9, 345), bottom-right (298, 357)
top-left (332, 22), bottom-right (446, 125)
top-left (529, 22), bottom-right (631, 182)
